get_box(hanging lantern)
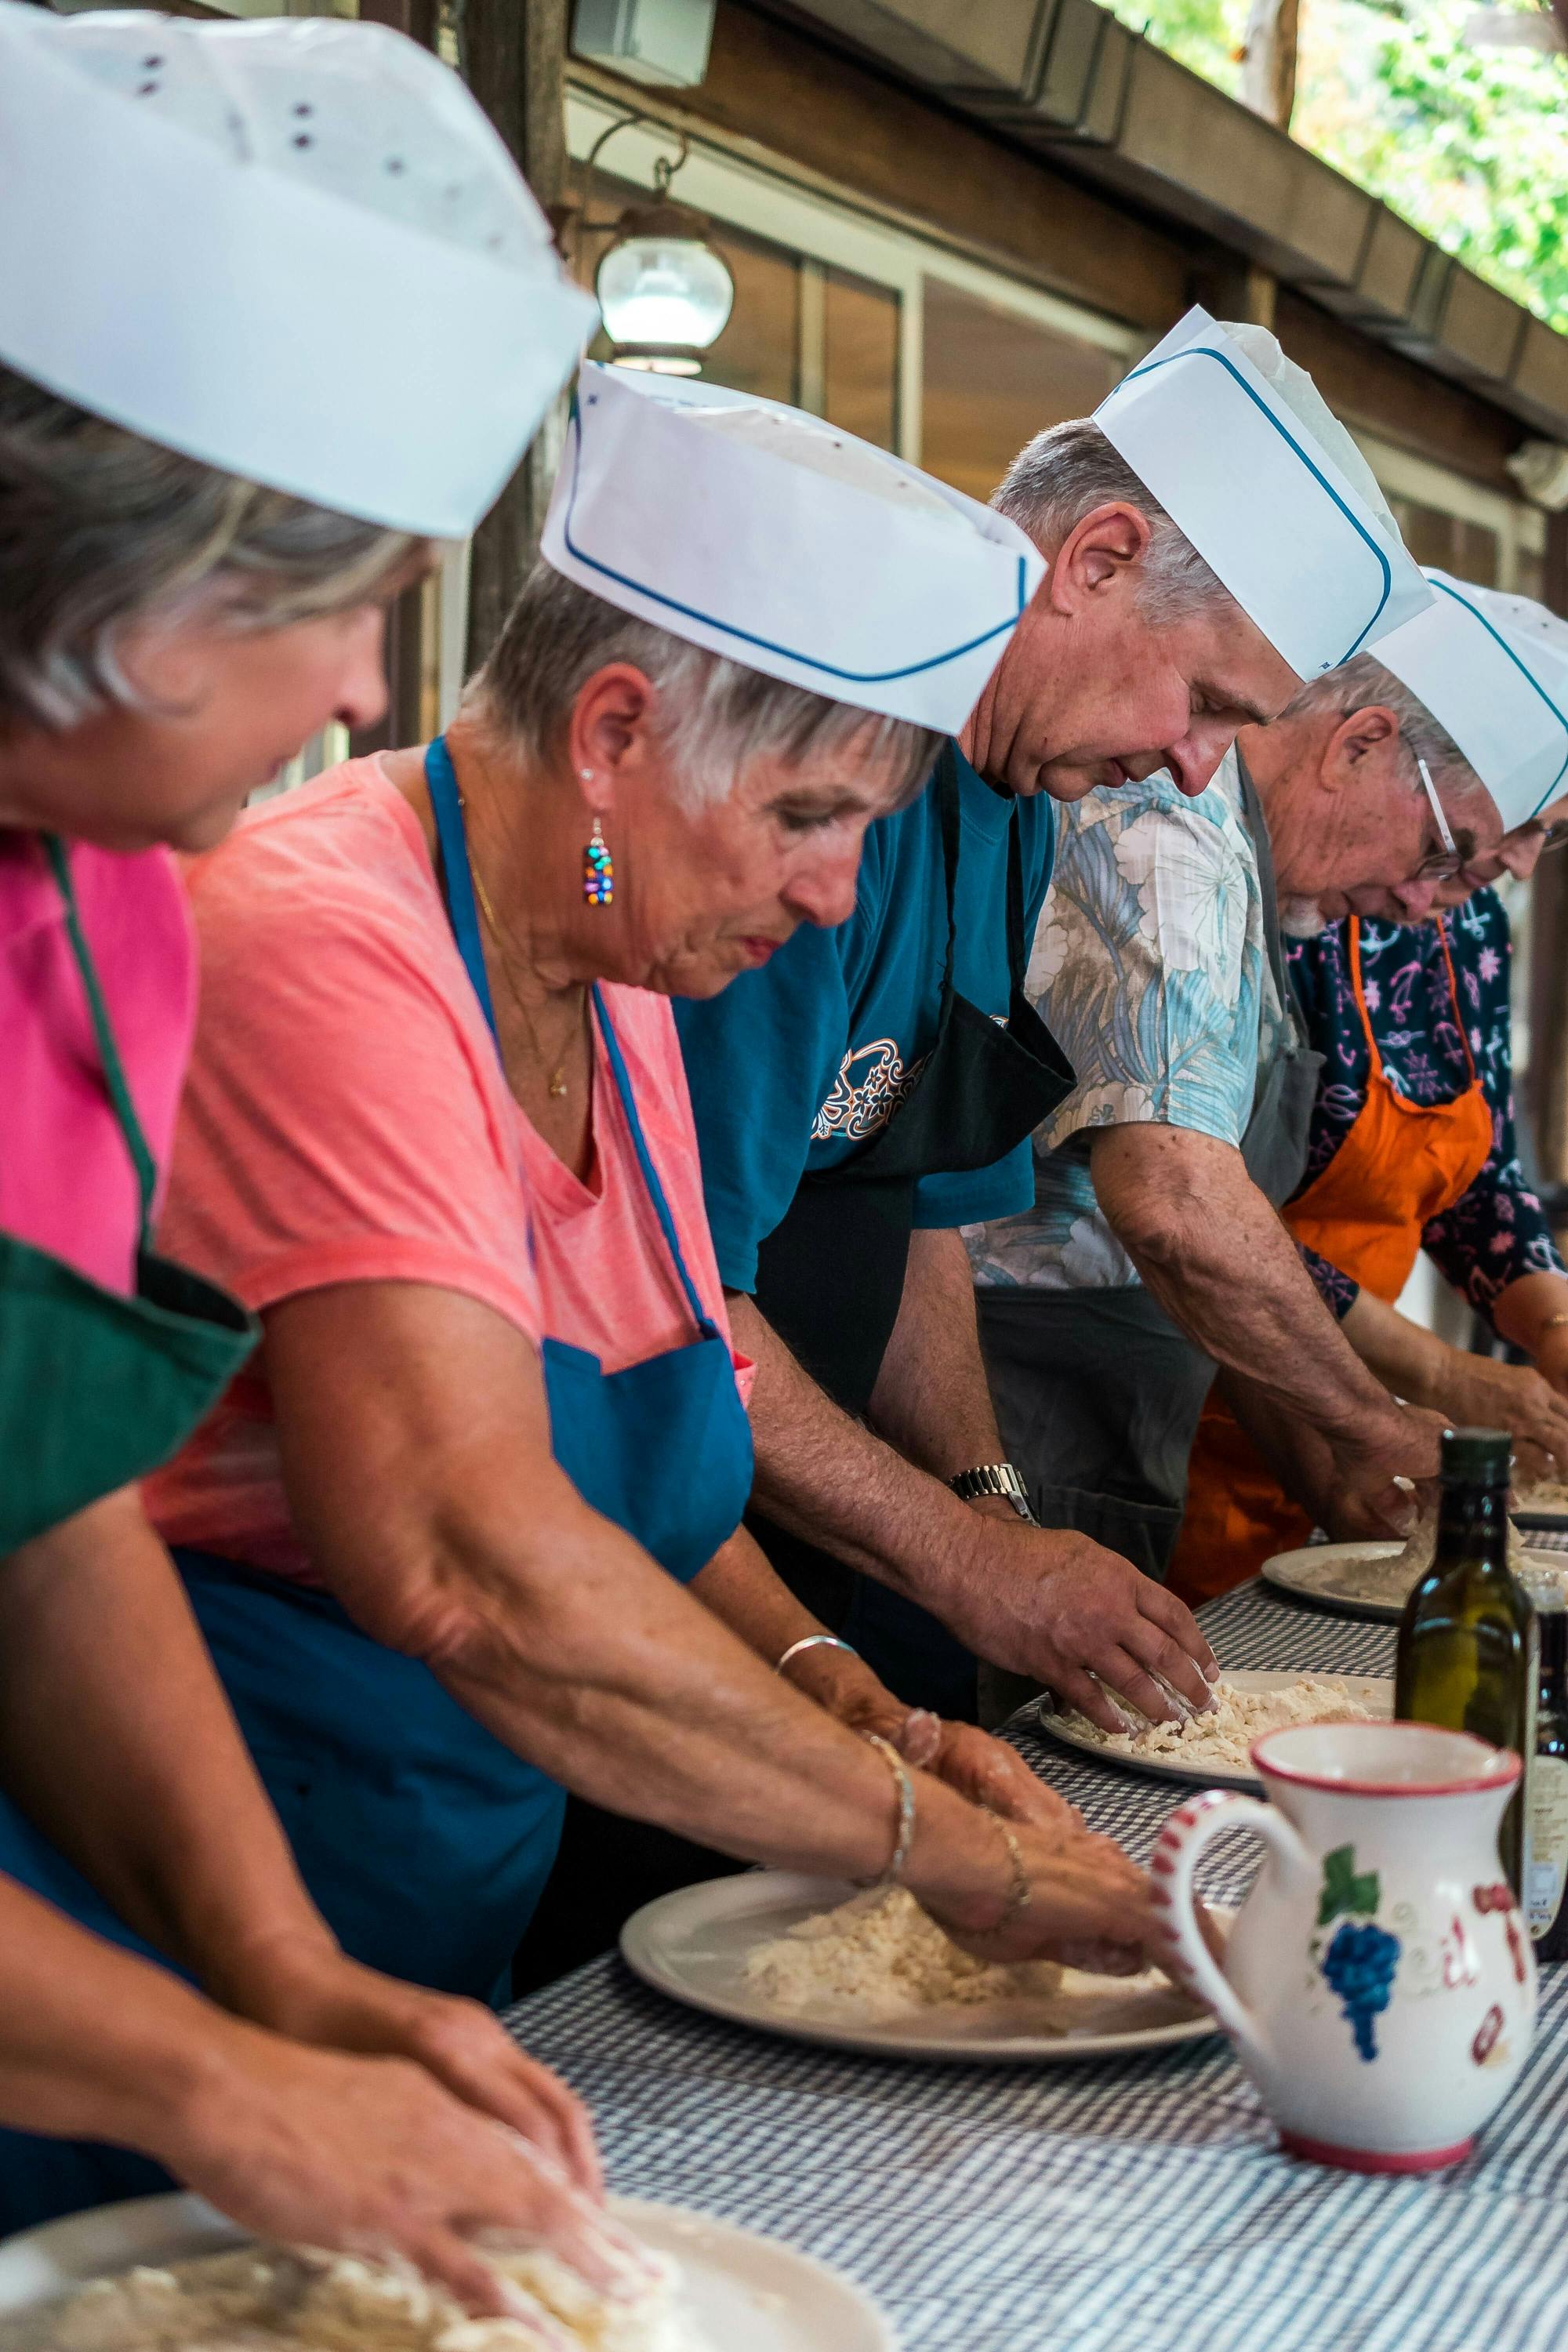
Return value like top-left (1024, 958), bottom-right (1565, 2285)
top-left (595, 187), bottom-right (734, 376)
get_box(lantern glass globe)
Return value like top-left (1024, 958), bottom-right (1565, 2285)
top-left (596, 236), bottom-right (735, 359)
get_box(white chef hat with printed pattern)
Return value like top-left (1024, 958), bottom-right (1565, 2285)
top-left (0, 4), bottom-right (597, 536)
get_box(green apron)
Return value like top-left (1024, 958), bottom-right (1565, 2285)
top-left (0, 835), bottom-right (256, 1553)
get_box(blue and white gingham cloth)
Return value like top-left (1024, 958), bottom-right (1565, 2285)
top-left (505, 1579), bottom-right (1568, 2351)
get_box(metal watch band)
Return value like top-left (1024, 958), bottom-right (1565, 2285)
top-left (949, 1462), bottom-right (1036, 1521)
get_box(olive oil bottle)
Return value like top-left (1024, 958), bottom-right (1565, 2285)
top-left (1522, 1570), bottom-right (1568, 1959)
top-left (1395, 1427), bottom-right (1537, 1895)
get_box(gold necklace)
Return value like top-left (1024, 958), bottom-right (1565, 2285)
top-left (462, 800), bottom-right (582, 1102)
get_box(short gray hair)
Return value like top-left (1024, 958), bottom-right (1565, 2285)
top-left (471, 559), bottom-right (942, 809)
top-left (0, 364), bottom-right (424, 736)
top-left (1283, 654), bottom-right (1477, 793)
top-left (991, 418), bottom-right (1231, 626)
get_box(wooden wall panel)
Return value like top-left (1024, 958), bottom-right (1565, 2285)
top-left (1274, 291), bottom-right (1523, 493)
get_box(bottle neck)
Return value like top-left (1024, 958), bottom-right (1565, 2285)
top-left (1436, 1482), bottom-right (1512, 1567)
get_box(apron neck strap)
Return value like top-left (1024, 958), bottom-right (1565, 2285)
top-left (1235, 751), bottom-right (1290, 1011)
top-left (425, 737), bottom-right (500, 1048)
top-left (1346, 919), bottom-right (1387, 1081)
top-left (592, 985), bottom-right (717, 1340)
top-left (423, 736), bottom-right (718, 1344)
top-left (933, 746), bottom-right (1027, 1004)
top-left (933, 746), bottom-right (960, 1015)
top-left (1435, 912), bottom-right (1479, 1087)
top-left (44, 835), bottom-right (158, 1247)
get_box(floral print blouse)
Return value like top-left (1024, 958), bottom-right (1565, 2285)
top-left (1287, 888), bottom-right (1563, 1323)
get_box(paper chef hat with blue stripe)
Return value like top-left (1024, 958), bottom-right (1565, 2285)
top-left (1094, 307), bottom-right (1432, 681)
top-left (1373, 572), bottom-right (1568, 830)
top-left (539, 365), bottom-right (1047, 734)
top-left (0, 4), bottom-right (597, 538)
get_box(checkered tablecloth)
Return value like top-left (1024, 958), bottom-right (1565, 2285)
top-left (505, 1578), bottom-right (1568, 2350)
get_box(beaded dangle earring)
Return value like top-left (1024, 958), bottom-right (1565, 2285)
top-left (583, 812), bottom-right (614, 907)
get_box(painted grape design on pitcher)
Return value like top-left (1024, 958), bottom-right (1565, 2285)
top-left (1322, 1920), bottom-right (1402, 2060)
top-left (1315, 1844), bottom-right (1402, 2063)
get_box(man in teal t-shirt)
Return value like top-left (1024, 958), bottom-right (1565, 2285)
top-left (678, 743), bottom-right (1054, 1293)
top-left (673, 407), bottom-right (1312, 1722)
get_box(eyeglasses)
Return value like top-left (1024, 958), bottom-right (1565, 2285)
top-left (1412, 754), bottom-right (1468, 884)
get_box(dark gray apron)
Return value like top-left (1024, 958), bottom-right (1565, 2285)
top-left (748, 746), bottom-right (1075, 1721)
top-left (975, 757), bottom-right (1323, 1725)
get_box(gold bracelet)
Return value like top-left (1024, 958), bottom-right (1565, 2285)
top-left (987, 1812), bottom-right (1032, 1934)
top-left (855, 1733), bottom-right (916, 1892)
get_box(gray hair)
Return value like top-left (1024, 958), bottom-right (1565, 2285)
top-left (991, 418), bottom-right (1231, 625)
top-left (470, 558), bottom-right (942, 810)
top-left (1283, 654), bottom-right (1478, 795)
top-left (0, 364), bottom-right (424, 736)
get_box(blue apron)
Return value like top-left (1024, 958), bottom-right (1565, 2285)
top-left (0, 741), bottom-right (752, 2227)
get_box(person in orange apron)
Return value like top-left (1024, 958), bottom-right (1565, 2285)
top-left (1172, 911), bottom-right (1492, 1600)
top-left (1173, 567), bottom-right (1568, 1601)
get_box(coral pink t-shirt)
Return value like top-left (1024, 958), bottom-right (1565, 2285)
top-left (146, 759), bottom-right (746, 1580)
top-left (1, 831), bottom-right (194, 1293)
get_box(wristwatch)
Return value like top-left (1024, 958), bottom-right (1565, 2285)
top-left (949, 1462), bottom-right (1036, 1523)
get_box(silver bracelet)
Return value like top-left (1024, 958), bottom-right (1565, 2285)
top-left (856, 1732), bottom-right (916, 1893)
top-left (775, 1633), bottom-right (859, 1680)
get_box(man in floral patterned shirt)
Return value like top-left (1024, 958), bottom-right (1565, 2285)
top-left (966, 654), bottom-right (1499, 1714)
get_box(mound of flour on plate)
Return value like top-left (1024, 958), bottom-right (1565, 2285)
top-left (9, 2238), bottom-right (688, 2352)
top-left (743, 1886), bottom-right (1062, 2021)
top-left (1055, 1676), bottom-right (1371, 1770)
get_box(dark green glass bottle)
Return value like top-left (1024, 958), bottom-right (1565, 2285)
top-left (1394, 1427), bottom-right (1537, 1896)
top-left (1522, 1570), bottom-right (1568, 1959)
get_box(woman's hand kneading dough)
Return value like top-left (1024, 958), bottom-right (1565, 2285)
top-left (156, 2024), bottom-right (643, 2321)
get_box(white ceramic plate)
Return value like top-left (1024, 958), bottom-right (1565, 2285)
top-left (0, 2190), bottom-right (895, 2352)
top-left (1512, 1494), bottom-right (1568, 1534)
top-left (620, 1870), bottom-right (1218, 2063)
top-left (1262, 1539), bottom-right (1568, 1623)
top-left (1033, 1667), bottom-right (1392, 1791)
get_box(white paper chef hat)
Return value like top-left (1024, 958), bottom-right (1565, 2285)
top-left (1372, 572), bottom-right (1568, 829)
top-left (539, 365), bottom-right (1046, 733)
top-left (1094, 307), bottom-right (1431, 681)
top-left (0, 5), bottom-right (598, 538)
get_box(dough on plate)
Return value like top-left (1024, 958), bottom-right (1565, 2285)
top-left (1053, 1675), bottom-right (1372, 1771)
top-left (4, 2238), bottom-right (688, 2352)
top-left (743, 1885), bottom-right (1063, 2022)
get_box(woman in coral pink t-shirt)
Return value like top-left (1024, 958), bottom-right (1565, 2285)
top-left (144, 518), bottom-right (1154, 2033)
top-left (0, 5), bottom-right (615, 2274)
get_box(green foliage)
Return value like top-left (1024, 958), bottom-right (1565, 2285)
top-left (1101, 0), bottom-right (1568, 331)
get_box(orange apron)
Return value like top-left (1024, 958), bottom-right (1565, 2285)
top-left (1169, 914), bottom-right (1494, 1603)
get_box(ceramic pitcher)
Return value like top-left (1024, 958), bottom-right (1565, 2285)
top-left (1152, 1720), bottom-right (1537, 2172)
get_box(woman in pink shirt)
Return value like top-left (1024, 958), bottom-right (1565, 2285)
top-left (0, 3), bottom-right (622, 2299)
top-left (144, 370), bottom-right (1158, 2039)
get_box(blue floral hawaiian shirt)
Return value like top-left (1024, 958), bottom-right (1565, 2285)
top-left (966, 750), bottom-right (1282, 1290)
top-left (1287, 888), bottom-right (1563, 1322)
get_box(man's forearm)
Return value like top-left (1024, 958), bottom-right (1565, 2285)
top-left (1090, 1123), bottom-right (1399, 1443)
top-left (726, 1284), bottom-right (990, 1609)
top-left (0, 1490), bottom-right (336, 2002)
top-left (867, 1226), bottom-right (1005, 1475)
top-left (1494, 1271), bottom-right (1568, 1357)
top-left (1341, 1288), bottom-right (1461, 1406)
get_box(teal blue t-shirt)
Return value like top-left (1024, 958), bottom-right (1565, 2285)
top-left (673, 746), bottom-right (1056, 1294)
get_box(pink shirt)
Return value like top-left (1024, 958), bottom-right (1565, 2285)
top-left (146, 759), bottom-right (746, 1579)
top-left (0, 831), bottom-right (194, 1294)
